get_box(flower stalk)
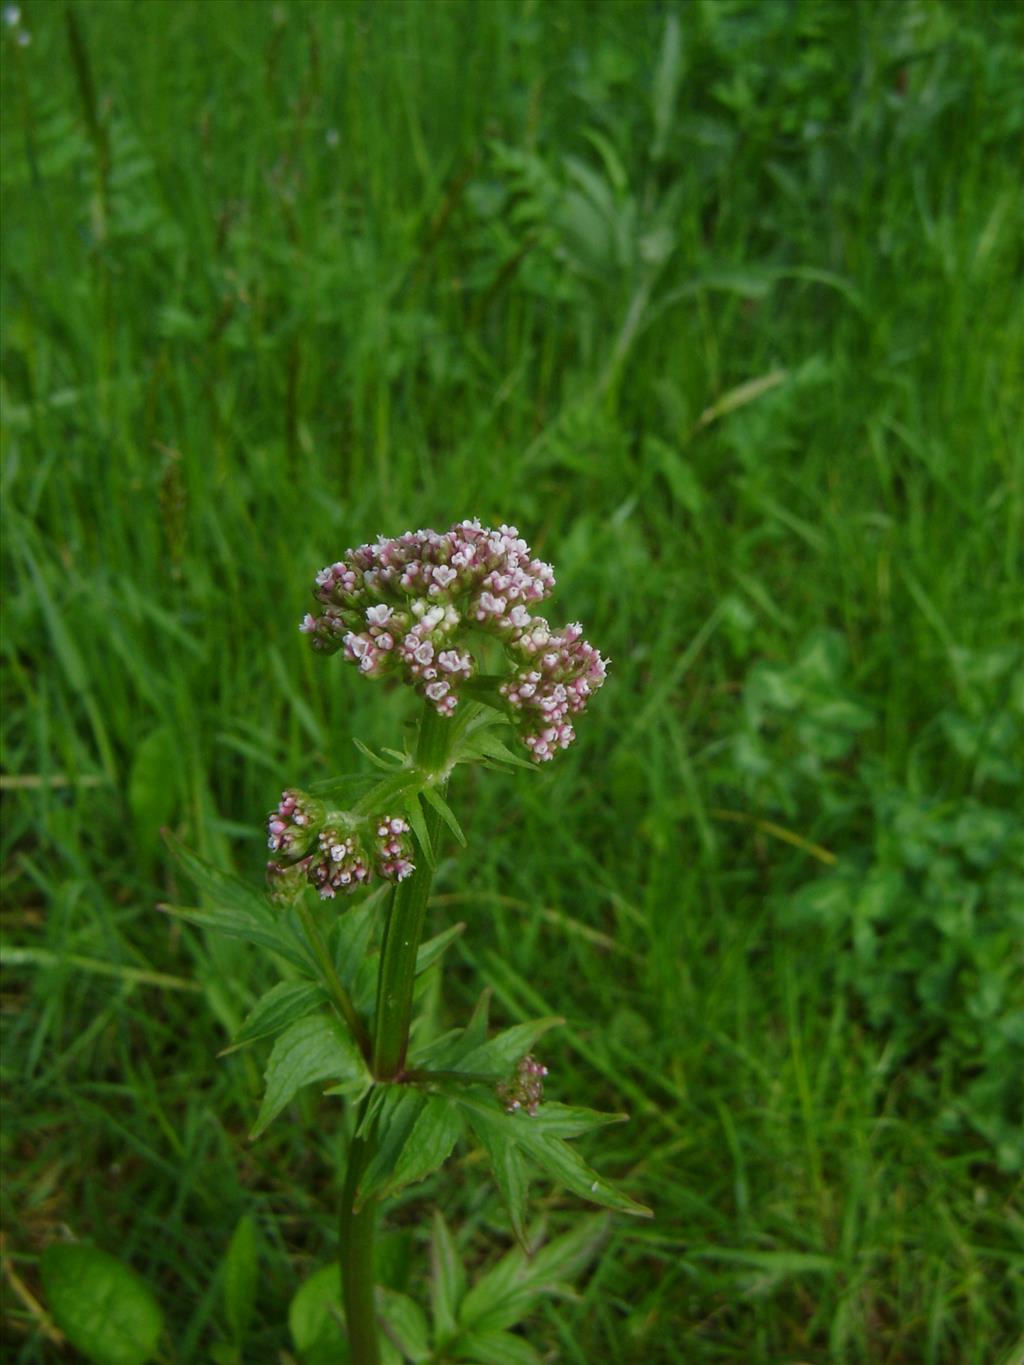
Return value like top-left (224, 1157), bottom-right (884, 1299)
top-left (340, 703), bottom-right (454, 1363)
top-left (372, 705), bottom-right (451, 1081)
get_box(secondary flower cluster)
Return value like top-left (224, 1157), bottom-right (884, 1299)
top-left (266, 791), bottom-right (414, 901)
top-left (300, 520), bottom-right (608, 760)
top-left (498, 1054), bottom-right (549, 1117)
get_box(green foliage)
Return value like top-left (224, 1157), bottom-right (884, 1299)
top-left (41, 1245), bottom-right (164, 1365)
top-left (4, 0), bottom-right (1023, 1360)
top-left (221, 1214), bottom-right (259, 1346)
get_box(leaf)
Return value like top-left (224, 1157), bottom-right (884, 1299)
top-left (521, 1102), bottom-right (630, 1140)
top-left (459, 1217), bottom-right (609, 1337)
top-left (222, 981), bottom-right (325, 1055)
top-left (357, 1091), bottom-right (461, 1205)
top-left (415, 922), bottom-right (467, 976)
top-left (403, 792), bottom-right (435, 868)
top-left (376, 1287), bottom-right (431, 1361)
top-left (458, 727), bottom-right (536, 772)
top-left (430, 1211), bottom-right (465, 1340)
top-left (42, 1244), bottom-right (164, 1365)
top-left (353, 738), bottom-right (403, 771)
top-left (652, 11), bottom-right (683, 160)
top-left (469, 1114), bottom-right (531, 1250)
top-left (251, 1014), bottom-right (370, 1139)
top-left (421, 784), bottom-right (467, 846)
top-left (380, 1095), bottom-right (463, 1201)
top-left (456, 1017), bottom-right (563, 1077)
top-left (409, 990), bottom-right (492, 1071)
top-left (460, 1097), bottom-right (651, 1221)
top-left (290, 1265), bottom-right (402, 1365)
top-left (159, 902), bottom-right (310, 973)
top-left (222, 1215), bottom-right (258, 1343)
top-left (128, 726), bottom-right (179, 852)
top-left (455, 1331), bottom-right (541, 1365)
top-left (164, 832), bottom-right (269, 916)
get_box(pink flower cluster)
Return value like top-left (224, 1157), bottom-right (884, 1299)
top-left (500, 621), bottom-right (608, 762)
top-left (374, 815), bottom-right (415, 883)
top-left (498, 1054), bottom-right (549, 1117)
top-left (265, 793), bottom-right (416, 901)
top-left (308, 828), bottom-right (372, 899)
top-left (266, 790), bottom-right (324, 859)
top-left (300, 521), bottom-right (608, 760)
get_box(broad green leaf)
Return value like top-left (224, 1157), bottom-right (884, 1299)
top-left (421, 784), bottom-right (467, 846)
top-left (430, 1210), bottom-right (465, 1340)
top-left (357, 1090), bottom-right (463, 1206)
top-left (222, 981), bottom-right (325, 1055)
top-left (459, 1217), bottom-right (609, 1337)
top-left (456, 1018), bottom-right (563, 1077)
top-left (222, 1214), bottom-right (258, 1342)
top-left (460, 1097), bottom-right (651, 1220)
top-left (251, 1014), bottom-right (370, 1139)
top-left (42, 1244), bottom-right (164, 1365)
top-left (377, 1095), bottom-right (462, 1202)
top-left (288, 1263), bottom-right (343, 1365)
top-left (376, 1287), bottom-right (431, 1362)
top-left (416, 991), bottom-right (493, 1071)
top-left (356, 1089), bottom-right (425, 1205)
top-left (289, 1264), bottom-right (401, 1365)
top-left (455, 1330), bottom-right (541, 1365)
top-left (159, 902), bottom-right (311, 973)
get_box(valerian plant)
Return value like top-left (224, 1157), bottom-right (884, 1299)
top-left (166, 520), bottom-right (651, 1363)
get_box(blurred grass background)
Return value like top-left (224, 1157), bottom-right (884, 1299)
top-left (2, 0), bottom-right (1023, 1360)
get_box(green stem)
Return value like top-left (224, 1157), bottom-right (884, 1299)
top-left (296, 900), bottom-right (371, 1061)
top-left (372, 704), bottom-right (451, 1080)
top-left (339, 1097), bottom-right (380, 1365)
top-left (340, 704), bottom-right (456, 1363)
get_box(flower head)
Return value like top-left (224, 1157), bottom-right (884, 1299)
top-left (497, 1053), bottom-right (549, 1116)
top-left (301, 521), bottom-right (607, 760)
top-left (265, 792), bottom-right (417, 901)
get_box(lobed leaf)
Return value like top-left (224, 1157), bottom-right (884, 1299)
top-left (458, 1216), bottom-right (609, 1337)
top-left (357, 1091), bottom-right (462, 1206)
top-left (251, 1014), bottom-right (370, 1139)
top-left (221, 981), bottom-right (325, 1055)
top-left (459, 1096), bottom-right (651, 1222)
top-left (455, 1017), bottom-right (563, 1077)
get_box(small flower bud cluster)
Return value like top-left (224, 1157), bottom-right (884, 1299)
top-left (266, 790), bottom-right (324, 859)
top-left (498, 1053), bottom-right (549, 1117)
top-left (308, 828), bottom-right (372, 899)
top-left (301, 521), bottom-right (608, 759)
top-left (501, 622), bottom-right (608, 761)
top-left (374, 815), bottom-right (415, 883)
top-left (265, 793), bottom-right (416, 901)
